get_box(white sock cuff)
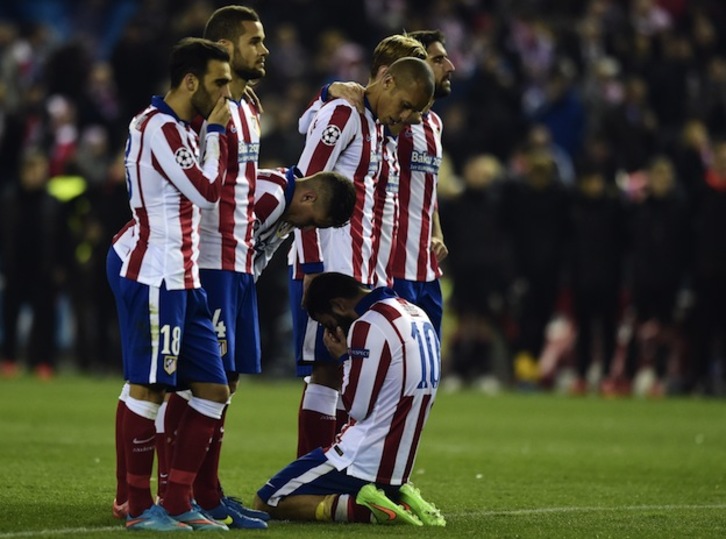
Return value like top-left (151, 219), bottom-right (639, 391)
top-left (302, 383), bottom-right (339, 415)
top-left (155, 401), bottom-right (167, 433)
top-left (118, 382), bottom-right (130, 402)
top-left (336, 393), bottom-right (347, 412)
top-left (176, 389), bottom-right (192, 401)
top-left (188, 396), bottom-right (226, 420)
top-left (334, 494), bottom-right (351, 522)
top-left (125, 396), bottom-right (160, 420)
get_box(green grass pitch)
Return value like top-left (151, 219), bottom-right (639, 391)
top-left (0, 375), bottom-right (724, 538)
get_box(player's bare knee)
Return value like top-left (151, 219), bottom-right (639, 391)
top-left (226, 372), bottom-right (240, 395)
top-left (310, 363), bottom-right (342, 390)
top-left (128, 383), bottom-right (165, 404)
top-left (190, 382), bottom-right (230, 403)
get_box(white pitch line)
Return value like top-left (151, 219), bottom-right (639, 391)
top-left (0, 526), bottom-right (119, 538)
top-left (1, 505), bottom-right (725, 537)
top-left (454, 503), bottom-right (726, 518)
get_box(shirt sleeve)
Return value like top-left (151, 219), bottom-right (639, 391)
top-left (252, 184), bottom-right (288, 280)
top-left (341, 319), bottom-right (392, 421)
top-left (298, 85), bottom-right (327, 134)
top-left (150, 121), bottom-right (227, 209)
top-left (294, 100), bottom-right (358, 271)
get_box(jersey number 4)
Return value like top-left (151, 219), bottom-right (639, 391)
top-left (412, 321), bottom-right (440, 389)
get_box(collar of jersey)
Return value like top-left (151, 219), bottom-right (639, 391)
top-left (363, 96), bottom-right (377, 120)
top-left (355, 287), bottom-right (397, 316)
top-left (152, 95), bottom-right (184, 124)
top-left (284, 167), bottom-right (302, 206)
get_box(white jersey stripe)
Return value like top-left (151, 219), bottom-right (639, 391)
top-left (148, 285), bottom-right (160, 384)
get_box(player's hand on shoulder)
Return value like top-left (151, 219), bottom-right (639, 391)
top-left (329, 81), bottom-right (365, 113)
top-left (208, 95), bottom-right (232, 128)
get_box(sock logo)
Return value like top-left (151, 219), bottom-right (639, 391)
top-left (132, 435), bottom-right (155, 444)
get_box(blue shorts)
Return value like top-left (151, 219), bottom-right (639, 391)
top-left (106, 248), bottom-right (128, 365)
top-left (107, 248), bottom-right (227, 387)
top-left (256, 448), bottom-right (373, 507)
top-left (200, 269), bottom-right (261, 375)
top-left (289, 269), bottom-right (333, 378)
top-left (392, 278), bottom-right (443, 339)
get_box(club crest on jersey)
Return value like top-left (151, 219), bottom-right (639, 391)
top-left (163, 355), bottom-right (178, 375)
top-left (349, 348), bottom-right (370, 358)
top-left (321, 125), bottom-right (342, 146)
top-left (175, 147), bottom-right (195, 169)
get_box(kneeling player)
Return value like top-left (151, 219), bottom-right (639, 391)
top-left (253, 272), bottom-right (446, 526)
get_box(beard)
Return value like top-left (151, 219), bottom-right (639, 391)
top-left (191, 84), bottom-right (213, 118)
top-left (434, 81), bottom-right (452, 99)
top-left (330, 313), bottom-right (356, 335)
top-left (234, 64), bottom-right (265, 81)
top-left (232, 48), bottom-right (265, 81)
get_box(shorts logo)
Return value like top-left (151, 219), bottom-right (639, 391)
top-left (218, 340), bottom-right (228, 357)
top-left (349, 348), bottom-right (369, 358)
top-left (164, 355), bottom-right (178, 375)
top-left (321, 125), bottom-right (342, 146)
top-left (174, 147), bottom-right (195, 169)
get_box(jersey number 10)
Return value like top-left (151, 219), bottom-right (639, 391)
top-left (411, 321), bottom-right (440, 389)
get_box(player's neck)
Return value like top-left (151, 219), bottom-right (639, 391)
top-left (163, 90), bottom-right (193, 122)
top-left (230, 78), bottom-right (248, 102)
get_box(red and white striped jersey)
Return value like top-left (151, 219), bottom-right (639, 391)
top-left (371, 133), bottom-right (400, 287)
top-left (289, 97), bottom-right (384, 285)
top-left (117, 96), bottom-right (227, 290)
top-left (392, 112), bottom-right (444, 282)
top-left (252, 167), bottom-right (297, 281)
top-left (198, 96), bottom-right (260, 273)
top-left (325, 288), bottom-right (440, 485)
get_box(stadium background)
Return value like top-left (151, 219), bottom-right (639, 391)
top-left (1, 0), bottom-right (725, 396)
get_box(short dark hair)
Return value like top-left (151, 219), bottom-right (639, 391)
top-left (387, 56), bottom-right (435, 97)
top-left (204, 5), bottom-right (260, 42)
top-left (169, 37), bottom-right (229, 88)
top-left (303, 272), bottom-right (365, 320)
top-left (315, 171), bottom-right (356, 227)
top-left (407, 29), bottom-right (446, 50)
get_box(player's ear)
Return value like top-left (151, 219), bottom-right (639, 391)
top-left (184, 73), bottom-right (198, 93)
top-left (300, 189), bottom-right (318, 204)
top-left (329, 298), bottom-right (347, 314)
top-left (375, 65), bottom-right (390, 81)
top-left (217, 39), bottom-right (234, 56)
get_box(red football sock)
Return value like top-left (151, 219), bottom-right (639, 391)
top-left (155, 432), bottom-right (167, 501)
top-left (297, 383), bottom-right (338, 457)
top-left (160, 392), bottom-right (189, 499)
top-left (114, 399), bottom-right (128, 504)
top-left (335, 400), bottom-right (349, 435)
top-left (348, 496), bottom-right (373, 523)
top-left (193, 404), bottom-right (228, 509)
top-left (123, 405), bottom-right (157, 517)
top-left (162, 405), bottom-right (219, 516)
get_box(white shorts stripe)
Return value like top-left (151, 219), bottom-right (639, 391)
top-left (267, 461), bottom-right (335, 507)
top-left (148, 285), bottom-right (161, 384)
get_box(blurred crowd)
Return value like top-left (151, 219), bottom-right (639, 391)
top-left (0, 0), bottom-right (725, 396)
